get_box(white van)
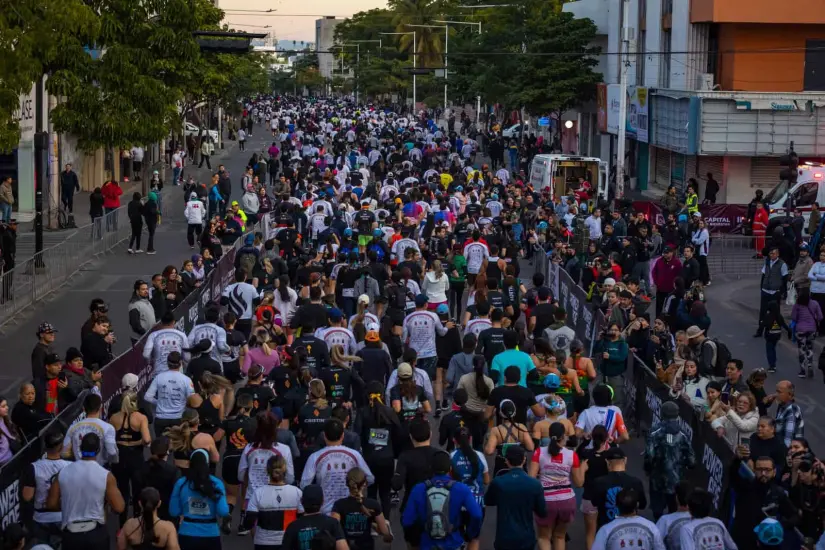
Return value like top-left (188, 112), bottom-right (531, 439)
top-left (529, 154), bottom-right (609, 202)
top-left (764, 162), bottom-right (825, 228)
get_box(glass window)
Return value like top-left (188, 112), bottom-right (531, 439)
top-left (794, 182), bottom-right (819, 207)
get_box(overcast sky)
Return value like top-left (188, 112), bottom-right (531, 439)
top-left (219, 0), bottom-right (387, 43)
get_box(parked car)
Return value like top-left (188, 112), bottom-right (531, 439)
top-left (502, 122), bottom-right (531, 139)
top-left (184, 122), bottom-right (219, 143)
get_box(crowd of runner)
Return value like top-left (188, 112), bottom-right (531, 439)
top-left (4, 96), bottom-right (825, 550)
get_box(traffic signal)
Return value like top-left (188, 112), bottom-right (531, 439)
top-left (780, 151), bottom-right (799, 185)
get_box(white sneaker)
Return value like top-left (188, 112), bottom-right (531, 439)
top-left (127, 248), bottom-right (133, 254)
top-left (147, 250), bottom-right (156, 255)
top-left (135, 249), bottom-right (144, 254)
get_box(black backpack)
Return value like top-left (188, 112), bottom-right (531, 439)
top-left (704, 338), bottom-right (732, 378)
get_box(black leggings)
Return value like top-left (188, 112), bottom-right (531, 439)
top-left (449, 281), bottom-right (465, 319)
top-left (367, 460), bottom-right (395, 519)
top-left (63, 524), bottom-right (108, 550)
top-left (129, 223), bottom-right (142, 250)
top-left (187, 223), bottom-right (202, 246)
top-left (113, 444), bottom-right (145, 525)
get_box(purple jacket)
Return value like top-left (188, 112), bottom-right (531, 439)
top-left (792, 300), bottom-right (823, 334)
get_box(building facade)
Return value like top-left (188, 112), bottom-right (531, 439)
top-left (565, 0), bottom-right (825, 203)
top-left (315, 17), bottom-right (344, 81)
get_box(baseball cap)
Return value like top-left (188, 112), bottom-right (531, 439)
top-left (344, 228), bottom-right (353, 237)
top-left (692, 211), bottom-right (701, 218)
top-left (302, 485), bottom-right (324, 507)
top-left (414, 294), bottom-right (429, 307)
top-left (662, 401), bottom-right (680, 419)
top-left (602, 447), bottom-right (626, 460)
top-left (358, 294), bottom-right (370, 305)
top-left (244, 233), bottom-right (255, 245)
top-left (37, 322), bottom-right (57, 335)
top-left (436, 303), bottom-right (450, 315)
top-left (328, 308), bottom-right (343, 321)
top-left (397, 362), bottom-right (414, 379)
top-left (365, 330), bottom-right (380, 342)
top-left (754, 519), bottom-right (783, 546)
top-left (122, 373), bottom-right (139, 390)
top-left (366, 322), bottom-right (380, 332)
top-left (543, 372), bottom-right (561, 390)
top-left (603, 278), bottom-right (616, 286)
top-left (248, 364), bottom-right (265, 379)
top-left (373, 228), bottom-right (383, 237)
top-left (44, 353), bottom-right (62, 365)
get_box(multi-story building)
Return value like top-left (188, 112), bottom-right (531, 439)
top-left (316, 17), bottom-right (344, 80)
top-left (565, 0), bottom-right (825, 203)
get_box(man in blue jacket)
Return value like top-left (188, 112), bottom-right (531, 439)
top-left (485, 446), bottom-right (547, 550)
top-left (401, 451), bottom-right (483, 550)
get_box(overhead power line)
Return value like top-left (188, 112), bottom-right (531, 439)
top-left (268, 46), bottom-right (825, 57)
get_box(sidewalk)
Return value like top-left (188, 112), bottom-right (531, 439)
top-left (0, 133), bottom-right (257, 398)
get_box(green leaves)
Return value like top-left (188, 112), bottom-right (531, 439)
top-left (0, 0), bottom-right (268, 152)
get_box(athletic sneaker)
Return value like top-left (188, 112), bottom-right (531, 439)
top-left (127, 248), bottom-right (133, 254)
top-left (147, 250), bottom-right (157, 255)
top-left (798, 370), bottom-right (806, 378)
top-left (134, 249), bottom-right (144, 254)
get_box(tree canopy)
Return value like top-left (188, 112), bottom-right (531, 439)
top-left (1, 0), bottom-right (270, 152)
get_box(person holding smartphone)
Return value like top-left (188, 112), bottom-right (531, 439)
top-left (712, 391), bottom-right (759, 449)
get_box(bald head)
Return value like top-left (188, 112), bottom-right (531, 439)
top-left (776, 380), bottom-right (795, 403)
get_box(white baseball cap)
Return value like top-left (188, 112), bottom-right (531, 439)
top-left (122, 373), bottom-right (139, 390)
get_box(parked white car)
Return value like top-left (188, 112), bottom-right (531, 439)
top-left (184, 122), bottom-right (219, 143)
top-left (502, 122), bottom-right (531, 139)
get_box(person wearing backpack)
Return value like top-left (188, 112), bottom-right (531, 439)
top-left (687, 325), bottom-right (731, 380)
top-left (401, 451), bottom-right (483, 550)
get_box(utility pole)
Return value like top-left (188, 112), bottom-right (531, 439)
top-left (435, 20), bottom-right (482, 127)
top-left (381, 32), bottom-right (416, 110)
top-left (34, 75), bottom-right (47, 270)
top-left (616, 0), bottom-right (631, 199)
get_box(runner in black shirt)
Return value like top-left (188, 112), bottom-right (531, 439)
top-left (392, 419), bottom-right (442, 514)
top-left (330, 468), bottom-right (392, 550)
top-left (281, 486), bottom-right (346, 550)
top-left (220, 393), bottom-right (257, 533)
top-left (589, 447), bottom-right (648, 528)
top-left (487, 366), bottom-right (542, 425)
top-left (355, 204), bottom-right (376, 252)
top-left (476, 310), bottom-right (509, 366)
top-left (234, 365), bottom-right (276, 417)
top-left (292, 322), bottom-right (331, 371)
top-left (290, 288), bottom-right (328, 331)
top-left (529, 287), bottom-right (557, 339)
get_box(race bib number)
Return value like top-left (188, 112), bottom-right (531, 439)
top-left (368, 428), bottom-right (390, 447)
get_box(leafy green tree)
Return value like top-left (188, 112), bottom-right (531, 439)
top-left (389, 0), bottom-right (446, 69)
top-left (49, 0), bottom-right (226, 151)
top-left (0, 0), bottom-right (99, 150)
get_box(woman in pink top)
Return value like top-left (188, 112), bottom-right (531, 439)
top-left (528, 422), bottom-right (585, 550)
top-left (242, 328), bottom-right (280, 376)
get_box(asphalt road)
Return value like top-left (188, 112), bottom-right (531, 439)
top-left (0, 127), bottom-right (655, 550)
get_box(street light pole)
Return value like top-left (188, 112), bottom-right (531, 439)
top-left (380, 31), bottom-right (417, 110)
top-left (435, 20), bottom-right (483, 128)
top-left (405, 24), bottom-right (449, 113)
top-left (616, 0), bottom-right (630, 199)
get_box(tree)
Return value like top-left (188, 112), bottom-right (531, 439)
top-left (0, 0), bottom-right (99, 151)
top-left (48, 0), bottom-right (226, 151)
top-left (334, 9), bottom-right (409, 100)
top-left (389, 0), bottom-right (446, 69)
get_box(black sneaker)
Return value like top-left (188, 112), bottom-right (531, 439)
top-left (441, 399), bottom-right (448, 409)
top-left (220, 517), bottom-right (232, 535)
top-left (799, 370), bottom-right (807, 379)
top-left (434, 405), bottom-right (442, 419)
top-left (768, 366), bottom-right (777, 373)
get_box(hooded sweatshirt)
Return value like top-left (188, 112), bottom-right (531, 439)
top-left (184, 194), bottom-right (205, 224)
top-left (543, 321), bottom-right (576, 360)
top-left (423, 271), bottom-right (449, 303)
top-left (242, 190), bottom-right (260, 214)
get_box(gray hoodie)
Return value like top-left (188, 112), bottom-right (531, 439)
top-left (446, 352), bottom-right (476, 388)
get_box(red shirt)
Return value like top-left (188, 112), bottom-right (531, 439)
top-left (45, 378), bottom-right (58, 414)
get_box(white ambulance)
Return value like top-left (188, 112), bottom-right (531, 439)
top-left (529, 154), bottom-right (609, 203)
top-left (764, 162), bottom-right (825, 228)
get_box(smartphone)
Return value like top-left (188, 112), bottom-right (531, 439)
top-left (720, 392), bottom-right (730, 405)
top-left (740, 436), bottom-right (751, 447)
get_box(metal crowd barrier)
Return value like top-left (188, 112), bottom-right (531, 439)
top-left (0, 193), bottom-right (176, 326)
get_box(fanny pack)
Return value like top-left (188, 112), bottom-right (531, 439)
top-left (66, 521), bottom-right (100, 533)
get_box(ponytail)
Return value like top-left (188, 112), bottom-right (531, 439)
top-left (139, 487), bottom-right (161, 544)
top-left (346, 467), bottom-right (371, 518)
top-left (456, 428), bottom-right (479, 481)
top-left (547, 422), bottom-right (566, 457)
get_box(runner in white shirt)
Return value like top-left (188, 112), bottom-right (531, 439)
top-left (677, 489), bottom-right (737, 550)
top-left (317, 310), bottom-right (358, 356)
top-left (575, 384), bottom-right (630, 443)
top-left (62, 394), bottom-right (118, 465)
top-left (300, 421), bottom-right (374, 515)
top-left (143, 313), bottom-right (188, 376)
top-left (187, 307), bottom-right (229, 365)
top-left (222, 270), bottom-right (259, 336)
top-left (463, 236), bottom-right (490, 276)
top-left (655, 481), bottom-right (694, 550)
top-left (592, 489), bottom-right (666, 550)
top-left (391, 237), bottom-right (420, 265)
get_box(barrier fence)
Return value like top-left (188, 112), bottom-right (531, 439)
top-left (0, 213), bottom-right (265, 529)
top-left (0, 191), bottom-right (177, 326)
top-left (547, 260), bottom-right (736, 520)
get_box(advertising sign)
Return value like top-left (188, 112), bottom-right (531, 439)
top-left (596, 83), bottom-right (608, 133)
top-left (606, 84), bottom-right (649, 143)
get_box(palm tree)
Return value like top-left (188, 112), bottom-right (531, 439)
top-left (390, 0), bottom-right (445, 69)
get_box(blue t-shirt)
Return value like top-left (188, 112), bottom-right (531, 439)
top-left (450, 449), bottom-right (488, 506)
top-left (491, 349), bottom-right (536, 387)
top-left (169, 475), bottom-right (230, 537)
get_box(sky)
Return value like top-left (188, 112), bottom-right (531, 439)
top-left (218, 0), bottom-right (387, 43)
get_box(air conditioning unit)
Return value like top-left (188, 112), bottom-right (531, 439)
top-left (697, 73), bottom-right (715, 91)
